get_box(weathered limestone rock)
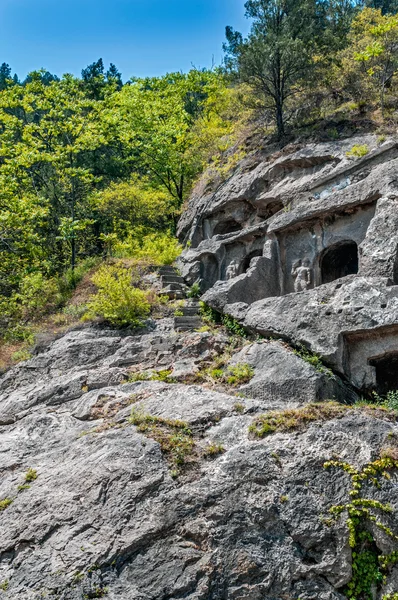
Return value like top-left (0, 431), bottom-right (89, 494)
top-left (180, 134), bottom-right (398, 394)
top-left (228, 341), bottom-right (357, 406)
top-left (2, 134), bottom-right (398, 599)
top-left (0, 322), bottom-right (397, 599)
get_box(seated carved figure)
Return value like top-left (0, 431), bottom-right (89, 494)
top-left (292, 259), bottom-right (312, 292)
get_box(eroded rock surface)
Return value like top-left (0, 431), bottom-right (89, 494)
top-left (0, 320), bottom-right (397, 599)
top-left (2, 134), bottom-right (398, 599)
top-left (179, 134), bottom-right (398, 395)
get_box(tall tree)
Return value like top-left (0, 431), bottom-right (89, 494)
top-left (81, 58), bottom-right (106, 99)
top-left (224, 0), bottom-right (333, 138)
top-left (111, 70), bottom-right (235, 203)
top-left (0, 63), bottom-right (12, 90)
top-left (106, 63), bottom-right (123, 89)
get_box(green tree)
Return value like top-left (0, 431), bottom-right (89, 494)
top-left (106, 63), bottom-right (123, 89)
top-left (362, 0), bottom-right (398, 15)
top-left (0, 73), bottom-right (107, 276)
top-left (111, 70), bottom-right (237, 203)
top-left (357, 9), bottom-right (398, 108)
top-left (81, 58), bottom-right (106, 99)
top-left (224, 0), bottom-right (330, 138)
top-left (0, 63), bottom-right (13, 90)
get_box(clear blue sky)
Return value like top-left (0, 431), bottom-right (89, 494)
top-left (0, 0), bottom-right (250, 81)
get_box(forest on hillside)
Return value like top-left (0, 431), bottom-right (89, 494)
top-left (0, 0), bottom-right (397, 359)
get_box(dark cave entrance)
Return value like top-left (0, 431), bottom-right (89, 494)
top-left (320, 241), bottom-right (359, 285)
top-left (242, 250), bottom-right (263, 273)
top-left (370, 353), bottom-right (398, 395)
top-left (213, 220), bottom-right (242, 237)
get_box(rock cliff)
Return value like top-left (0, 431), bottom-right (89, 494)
top-left (1, 134), bottom-right (398, 599)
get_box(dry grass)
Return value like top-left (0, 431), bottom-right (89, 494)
top-left (249, 402), bottom-right (350, 438)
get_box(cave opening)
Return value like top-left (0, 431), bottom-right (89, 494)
top-left (320, 241), bottom-right (359, 284)
top-left (242, 250), bottom-right (263, 273)
top-left (213, 220), bottom-right (242, 237)
top-left (370, 353), bottom-right (398, 395)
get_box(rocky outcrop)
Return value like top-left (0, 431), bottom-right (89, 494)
top-left (0, 321), bottom-right (397, 599)
top-left (2, 134), bottom-right (398, 599)
top-left (179, 134), bottom-right (398, 395)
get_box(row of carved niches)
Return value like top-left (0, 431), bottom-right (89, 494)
top-left (278, 203), bottom-right (377, 294)
top-left (291, 241), bottom-right (359, 292)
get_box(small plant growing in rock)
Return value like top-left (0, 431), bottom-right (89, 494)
top-left (280, 495), bottom-right (289, 503)
top-left (0, 498), bottom-right (13, 512)
top-left (0, 580), bottom-right (9, 591)
top-left (25, 468), bottom-right (38, 482)
top-left (127, 370), bottom-right (176, 384)
top-left (374, 389), bottom-right (398, 411)
top-left (249, 402), bottom-right (349, 437)
top-left (293, 344), bottom-right (333, 377)
top-left (187, 282), bottom-right (201, 299)
top-left (346, 144), bottom-right (369, 158)
top-left (17, 484), bottom-right (31, 492)
top-left (204, 443), bottom-right (225, 457)
top-left (226, 364), bottom-right (254, 386)
top-left (325, 455), bottom-right (398, 599)
top-left (11, 349), bottom-right (32, 363)
top-left (199, 302), bottom-right (222, 325)
top-left (222, 314), bottom-right (247, 338)
top-left (233, 402), bottom-right (245, 413)
top-left (130, 410), bottom-right (195, 473)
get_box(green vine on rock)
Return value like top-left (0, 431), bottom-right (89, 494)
top-left (324, 456), bottom-right (398, 599)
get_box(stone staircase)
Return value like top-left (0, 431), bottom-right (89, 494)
top-left (158, 266), bottom-right (187, 300)
top-left (174, 300), bottom-right (202, 332)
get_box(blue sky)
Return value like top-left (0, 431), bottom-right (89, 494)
top-left (0, 0), bottom-right (250, 81)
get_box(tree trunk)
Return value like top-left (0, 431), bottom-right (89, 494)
top-left (276, 100), bottom-right (285, 139)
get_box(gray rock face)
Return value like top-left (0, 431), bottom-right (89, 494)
top-left (228, 341), bottom-right (357, 406)
top-left (2, 134), bottom-right (398, 599)
top-left (179, 134), bottom-right (398, 394)
top-left (0, 322), bottom-right (397, 599)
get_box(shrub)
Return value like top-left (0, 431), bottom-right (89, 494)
top-left (187, 282), bottom-right (202, 299)
top-left (346, 144), bottom-right (369, 158)
top-left (114, 231), bottom-right (182, 266)
top-left (25, 468), bottom-right (38, 482)
top-left (86, 264), bottom-right (151, 327)
top-left (0, 498), bottom-right (13, 512)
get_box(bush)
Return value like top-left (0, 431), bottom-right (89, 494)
top-left (346, 144), bottom-right (369, 158)
top-left (187, 282), bottom-right (202, 299)
top-left (86, 264), bottom-right (151, 327)
top-left (114, 231), bottom-right (182, 266)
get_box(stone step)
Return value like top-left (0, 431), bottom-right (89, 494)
top-left (158, 266), bottom-right (178, 275)
top-left (181, 307), bottom-right (200, 316)
top-left (160, 287), bottom-right (185, 300)
top-left (174, 316), bottom-right (202, 331)
top-left (160, 275), bottom-right (185, 285)
top-left (161, 282), bottom-right (187, 292)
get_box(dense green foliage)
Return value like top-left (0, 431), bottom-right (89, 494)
top-left (225, 0), bottom-right (398, 136)
top-left (0, 64), bottom-right (246, 341)
top-left (0, 1), bottom-right (397, 345)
